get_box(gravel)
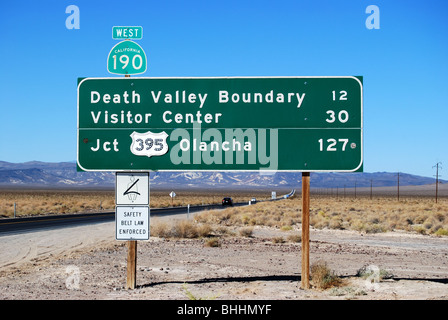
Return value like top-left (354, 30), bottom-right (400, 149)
top-left (0, 219), bottom-right (447, 300)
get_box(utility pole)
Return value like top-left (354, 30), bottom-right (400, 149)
top-left (433, 162), bottom-right (442, 203)
top-left (397, 172), bottom-right (400, 201)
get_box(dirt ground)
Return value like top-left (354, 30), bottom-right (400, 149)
top-left (0, 214), bottom-right (447, 301)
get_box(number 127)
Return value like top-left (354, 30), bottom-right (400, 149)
top-left (318, 138), bottom-right (349, 151)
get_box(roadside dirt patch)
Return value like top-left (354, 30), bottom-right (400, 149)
top-left (0, 220), bottom-right (447, 300)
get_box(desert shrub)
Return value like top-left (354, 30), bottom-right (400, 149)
top-left (356, 265), bottom-right (393, 281)
top-left (318, 210), bottom-right (326, 218)
top-left (316, 221), bottom-right (329, 229)
top-left (369, 217), bottom-right (380, 224)
top-left (413, 226), bottom-right (426, 235)
top-left (151, 220), bottom-right (213, 239)
top-left (172, 220), bottom-right (199, 238)
top-left (287, 234), bottom-right (301, 243)
top-left (434, 228), bottom-right (448, 236)
top-left (239, 227), bottom-right (253, 237)
top-left (197, 224), bottom-right (213, 237)
top-left (434, 212), bottom-right (445, 222)
top-left (193, 210), bottom-right (213, 224)
top-left (214, 226), bottom-right (234, 236)
top-left (363, 223), bottom-right (386, 234)
top-left (419, 214), bottom-right (431, 224)
top-left (241, 214), bottom-right (250, 225)
top-left (310, 260), bottom-right (341, 290)
top-left (329, 218), bottom-right (344, 230)
top-left (272, 236), bottom-right (285, 244)
top-left (329, 286), bottom-right (367, 297)
top-left (150, 221), bottom-right (171, 238)
top-left (204, 237), bottom-right (221, 247)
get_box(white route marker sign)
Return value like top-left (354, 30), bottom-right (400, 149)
top-left (116, 172), bottom-right (149, 205)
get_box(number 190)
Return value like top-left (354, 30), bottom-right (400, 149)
top-left (112, 54), bottom-right (143, 70)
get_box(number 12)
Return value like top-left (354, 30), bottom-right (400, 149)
top-left (332, 90), bottom-right (347, 101)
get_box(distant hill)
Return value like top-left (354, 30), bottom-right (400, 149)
top-left (0, 161), bottom-right (444, 191)
top-left (0, 161), bottom-right (113, 188)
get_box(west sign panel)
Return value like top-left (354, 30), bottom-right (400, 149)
top-left (112, 26), bottom-right (143, 40)
top-left (77, 76), bottom-right (363, 172)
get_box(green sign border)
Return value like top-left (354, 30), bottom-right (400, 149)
top-left (77, 76), bottom-right (363, 173)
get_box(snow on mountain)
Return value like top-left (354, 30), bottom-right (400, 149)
top-left (0, 161), bottom-right (444, 189)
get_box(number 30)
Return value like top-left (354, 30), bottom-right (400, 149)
top-left (326, 110), bottom-right (349, 123)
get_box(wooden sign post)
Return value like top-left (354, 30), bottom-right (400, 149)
top-left (124, 73), bottom-right (137, 290)
top-left (301, 172), bottom-right (310, 289)
top-left (127, 240), bottom-right (137, 289)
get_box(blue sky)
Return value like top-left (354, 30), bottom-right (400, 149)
top-left (0, 0), bottom-right (447, 178)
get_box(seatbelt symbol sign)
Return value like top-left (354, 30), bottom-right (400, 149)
top-left (116, 172), bottom-right (149, 206)
top-left (124, 176), bottom-right (140, 201)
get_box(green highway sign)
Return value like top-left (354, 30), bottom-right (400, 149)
top-left (107, 40), bottom-right (147, 75)
top-left (77, 76), bottom-right (363, 172)
top-left (112, 26), bottom-right (143, 40)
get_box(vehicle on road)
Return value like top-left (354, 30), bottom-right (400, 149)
top-left (222, 197), bottom-right (233, 206)
top-left (251, 198), bottom-right (257, 203)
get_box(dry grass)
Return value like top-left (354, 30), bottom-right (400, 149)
top-left (0, 189), bottom-right (270, 218)
top-left (195, 195), bottom-right (448, 237)
top-left (151, 220), bottom-right (213, 239)
top-left (0, 189), bottom-right (116, 217)
top-left (195, 200), bottom-right (300, 229)
top-left (308, 195), bottom-right (448, 236)
top-left (1, 187), bottom-right (447, 237)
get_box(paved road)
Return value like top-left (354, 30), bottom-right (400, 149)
top-left (0, 190), bottom-right (295, 236)
top-left (0, 203), bottom-right (240, 236)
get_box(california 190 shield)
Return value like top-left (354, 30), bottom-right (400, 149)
top-left (130, 131), bottom-right (169, 157)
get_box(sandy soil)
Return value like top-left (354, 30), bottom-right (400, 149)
top-left (0, 214), bottom-right (447, 301)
